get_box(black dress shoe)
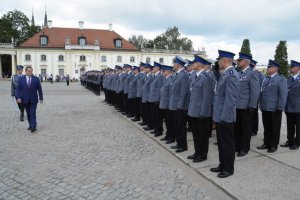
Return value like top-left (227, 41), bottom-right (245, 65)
top-left (171, 145), bottom-right (179, 149)
top-left (290, 144), bottom-right (299, 150)
top-left (214, 142), bottom-right (218, 145)
top-left (237, 151), bottom-right (248, 157)
top-left (193, 156), bottom-right (207, 163)
top-left (154, 133), bottom-right (162, 137)
top-left (187, 154), bottom-right (198, 160)
top-left (165, 140), bottom-right (175, 144)
top-left (160, 137), bottom-right (168, 141)
top-left (267, 147), bottom-right (277, 153)
top-left (149, 130), bottom-right (156, 134)
top-left (210, 167), bottom-right (222, 173)
top-left (175, 148), bottom-right (187, 153)
top-left (217, 171), bottom-right (233, 178)
top-left (20, 114), bottom-right (24, 121)
top-left (138, 122), bottom-right (147, 126)
top-left (31, 128), bottom-right (36, 133)
top-left (143, 127), bottom-right (153, 131)
top-left (126, 114), bottom-right (134, 118)
top-left (27, 127), bottom-right (32, 130)
top-left (280, 141), bottom-right (291, 148)
top-left (131, 118), bottom-right (140, 122)
top-left (251, 132), bottom-right (257, 136)
top-left (257, 144), bottom-right (268, 149)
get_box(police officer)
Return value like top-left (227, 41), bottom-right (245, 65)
top-left (141, 64), bottom-right (154, 130)
top-left (235, 53), bottom-right (260, 157)
top-left (136, 62), bottom-right (146, 124)
top-left (187, 55), bottom-right (216, 163)
top-left (169, 56), bottom-right (190, 153)
top-left (123, 64), bottom-right (133, 116)
top-left (116, 66), bottom-right (127, 112)
top-left (250, 59), bottom-right (264, 136)
top-left (159, 65), bottom-right (175, 143)
top-left (186, 60), bottom-right (196, 132)
top-left (11, 65), bottom-right (25, 121)
top-left (128, 66), bottom-right (140, 121)
top-left (257, 60), bottom-right (288, 153)
top-left (210, 50), bottom-right (239, 178)
top-left (281, 60), bottom-right (300, 150)
top-left (149, 62), bottom-right (165, 137)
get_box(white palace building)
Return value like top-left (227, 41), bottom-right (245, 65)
top-left (0, 20), bottom-right (206, 80)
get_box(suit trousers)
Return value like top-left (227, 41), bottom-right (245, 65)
top-left (166, 110), bottom-right (175, 141)
top-left (285, 112), bottom-right (300, 146)
top-left (235, 109), bottom-right (253, 153)
top-left (143, 102), bottom-right (153, 128)
top-left (150, 102), bottom-right (163, 134)
top-left (251, 108), bottom-right (259, 135)
top-left (122, 93), bottom-right (129, 113)
top-left (175, 109), bottom-right (188, 149)
top-left (216, 122), bottom-right (235, 173)
top-left (262, 111), bottom-right (282, 148)
top-left (15, 96), bottom-right (24, 113)
top-left (23, 102), bottom-right (37, 128)
top-left (191, 117), bottom-right (210, 157)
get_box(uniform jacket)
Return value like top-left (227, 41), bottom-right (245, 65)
top-left (142, 74), bottom-right (154, 103)
top-left (260, 73), bottom-right (288, 112)
top-left (159, 74), bottom-right (174, 109)
top-left (11, 74), bottom-right (23, 96)
top-left (236, 67), bottom-right (260, 109)
top-left (213, 67), bottom-right (239, 123)
top-left (128, 74), bottom-right (139, 99)
top-left (285, 74), bottom-right (300, 113)
top-left (124, 72), bottom-right (133, 94)
top-left (117, 72), bottom-right (126, 93)
top-left (188, 71), bottom-right (216, 118)
top-left (136, 72), bottom-right (146, 98)
top-left (169, 69), bottom-right (190, 111)
top-left (149, 72), bottom-right (164, 103)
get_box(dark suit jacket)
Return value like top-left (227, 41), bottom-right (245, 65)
top-left (16, 76), bottom-right (43, 104)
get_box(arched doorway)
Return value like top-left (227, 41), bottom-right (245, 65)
top-left (0, 54), bottom-right (12, 78)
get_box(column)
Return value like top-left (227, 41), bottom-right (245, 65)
top-left (0, 55), bottom-right (2, 79)
top-left (11, 54), bottom-right (16, 75)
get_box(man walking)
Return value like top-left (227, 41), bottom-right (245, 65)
top-left (11, 65), bottom-right (25, 121)
top-left (16, 66), bottom-right (44, 133)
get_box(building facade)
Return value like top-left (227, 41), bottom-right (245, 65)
top-left (0, 21), bottom-right (206, 80)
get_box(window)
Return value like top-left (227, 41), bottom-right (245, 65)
top-left (159, 58), bottom-right (164, 64)
top-left (115, 39), bottom-right (122, 48)
top-left (78, 37), bottom-right (86, 45)
top-left (130, 56), bottom-right (135, 63)
top-left (146, 57), bottom-right (151, 63)
top-left (80, 55), bottom-right (86, 62)
top-left (25, 54), bottom-right (31, 61)
top-left (41, 69), bottom-right (47, 76)
top-left (117, 56), bottom-right (122, 62)
top-left (40, 36), bottom-right (48, 45)
top-left (58, 55), bottom-right (64, 61)
top-left (101, 56), bottom-right (107, 62)
top-left (41, 55), bottom-right (47, 61)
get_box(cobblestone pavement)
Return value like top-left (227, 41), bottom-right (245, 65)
top-left (0, 81), bottom-right (232, 200)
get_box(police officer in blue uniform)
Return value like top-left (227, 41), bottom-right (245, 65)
top-left (187, 55), bottom-right (216, 163)
top-left (128, 66), bottom-right (140, 121)
top-left (117, 65), bottom-right (128, 113)
top-left (159, 65), bottom-right (175, 143)
top-left (141, 64), bottom-right (154, 130)
top-left (169, 56), bottom-right (190, 153)
top-left (210, 50), bottom-right (239, 178)
top-left (123, 64), bottom-right (134, 117)
top-left (257, 59), bottom-right (288, 153)
top-left (149, 62), bottom-right (165, 137)
top-left (250, 59), bottom-right (264, 136)
top-left (11, 65), bottom-right (25, 121)
top-left (235, 53), bottom-right (260, 157)
top-left (281, 60), bottom-right (300, 150)
top-left (137, 63), bottom-right (147, 125)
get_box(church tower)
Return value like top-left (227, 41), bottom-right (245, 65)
top-left (43, 6), bottom-right (48, 28)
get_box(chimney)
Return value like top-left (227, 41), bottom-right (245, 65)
top-left (79, 21), bottom-right (84, 30)
top-left (109, 23), bottom-right (113, 31)
top-left (48, 20), bottom-right (52, 28)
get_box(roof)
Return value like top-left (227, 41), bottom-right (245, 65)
top-left (20, 27), bottom-right (138, 51)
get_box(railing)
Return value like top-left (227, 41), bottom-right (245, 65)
top-left (141, 48), bottom-right (206, 55)
top-left (0, 43), bottom-right (14, 48)
top-left (65, 44), bottom-right (100, 50)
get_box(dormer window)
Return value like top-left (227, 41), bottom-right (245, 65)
top-left (78, 37), bottom-right (86, 45)
top-left (115, 39), bottom-right (122, 48)
top-left (40, 35), bottom-right (48, 45)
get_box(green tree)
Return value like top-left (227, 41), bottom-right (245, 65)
top-left (128, 34), bottom-right (148, 50)
top-left (240, 39), bottom-right (252, 56)
top-left (0, 9), bottom-right (41, 46)
top-left (274, 41), bottom-right (289, 77)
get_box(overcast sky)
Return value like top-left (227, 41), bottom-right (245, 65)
top-left (1, 0), bottom-right (300, 64)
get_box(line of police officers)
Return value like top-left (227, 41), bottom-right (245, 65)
top-left (100, 50), bottom-right (300, 178)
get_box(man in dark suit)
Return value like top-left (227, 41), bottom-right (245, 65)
top-left (16, 66), bottom-right (43, 133)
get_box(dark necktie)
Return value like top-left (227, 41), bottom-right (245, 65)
top-left (292, 77), bottom-right (295, 82)
top-left (28, 76), bottom-right (31, 87)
